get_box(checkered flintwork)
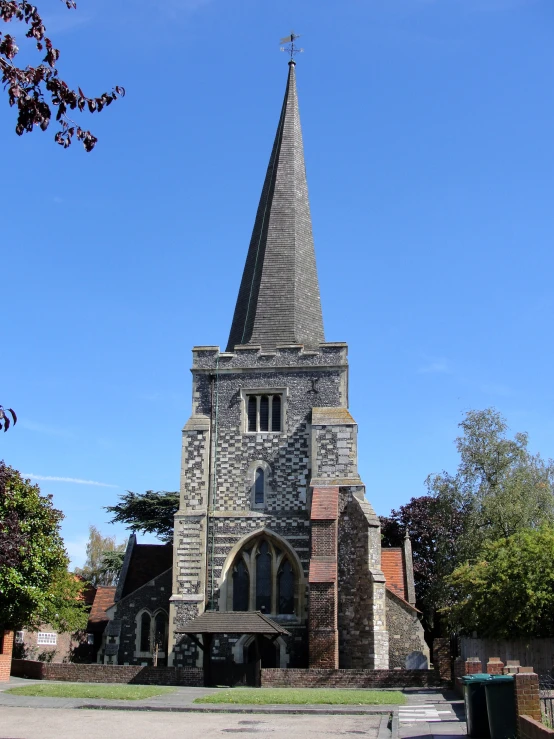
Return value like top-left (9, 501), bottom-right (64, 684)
top-left (169, 343), bottom-right (349, 668)
top-left (169, 340), bottom-right (392, 670)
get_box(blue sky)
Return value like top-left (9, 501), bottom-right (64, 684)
top-left (3, 0), bottom-right (554, 567)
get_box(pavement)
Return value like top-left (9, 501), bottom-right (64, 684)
top-left (0, 679), bottom-right (467, 739)
top-left (397, 690), bottom-right (467, 739)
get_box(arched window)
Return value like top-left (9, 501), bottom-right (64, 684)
top-left (278, 560), bottom-right (295, 614)
top-left (254, 468), bottom-right (264, 505)
top-left (154, 612), bottom-right (168, 653)
top-left (140, 612), bottom-right (151, 653)
top-left (229, 536), bottom-right (298, 616)
top-left (233, 558), bottom-right (249, 611)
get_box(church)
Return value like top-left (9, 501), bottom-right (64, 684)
top-left (102, 59), bottom-right (428, 677)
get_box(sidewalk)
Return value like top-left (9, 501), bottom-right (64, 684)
top-left (395, 690), bottom-right (466, 739)
top-left (0, 677), bottom-right (400, 716)
top-left (0, 677), bottom-right (467, 736)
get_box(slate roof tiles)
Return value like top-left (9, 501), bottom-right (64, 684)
top-left (226, 61), bottom-right (324, 352)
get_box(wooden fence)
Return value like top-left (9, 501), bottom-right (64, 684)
top-left (460, 638), bottom-right (554, 675)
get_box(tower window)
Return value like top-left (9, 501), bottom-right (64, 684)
top-left (244, 392), bottom-right (283, 433)
top-left (259, 396), bottom-right (269, 431)
top-left (247, 396), bottom-right (257, 432)
top-left (254, 468), bottom-right (265, 505)
top-left (271, 395), bottom-right (281, 431)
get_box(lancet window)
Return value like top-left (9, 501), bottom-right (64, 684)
top-left (137, 609), bottom-right (169, 656)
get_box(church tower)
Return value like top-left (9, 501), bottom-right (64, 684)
top-left (169, 61), bottom-right (389, 670)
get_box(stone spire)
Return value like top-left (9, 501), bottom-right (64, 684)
top-left (226, 61), bottom-right (325, 352)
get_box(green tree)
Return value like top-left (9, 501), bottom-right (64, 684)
top-left (444, 526), bottom-right (554, 637)
top-left (74, 525), bottom-right (126, 587)
top-left (381, 408), bottom-right (554, 636)
top-left (106, 490), bottom-right (179, 543)
top-left (0, 461), bottom-right (87, 631)
top-left (426, 408), bottom-right (554, 558)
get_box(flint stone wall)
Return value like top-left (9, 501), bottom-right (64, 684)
top-left (172, 345), bottom-right (348, 667)
top-left (386, 591), bottom-right (429, 669)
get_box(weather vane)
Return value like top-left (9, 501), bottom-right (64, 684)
top-left (280, 32), bottom-right (304, 60)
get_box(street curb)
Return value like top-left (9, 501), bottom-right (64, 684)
top-left (391, 709), bottom-right (399, 739)
top-left (76, 704), bottom-right (394, 715)
top-left (378, 713), bottom-right (392, 739)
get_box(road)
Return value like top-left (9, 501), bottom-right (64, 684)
top-left (0, 707), bottom-right (383, 739)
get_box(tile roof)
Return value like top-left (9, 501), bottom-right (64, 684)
top-left (87, 586), bottom-right (116, 633)
top-left (309, 560), bottom-right (337, 583)
top-left (311, 487), bottom-right (339, 520)
top-left (381, 548), bottom-right (406, 600)
top-left (311, 407), bottom-right (357, 426)
top-left (122, 544), bottom-right (173, 598)
top-left (226, 61), bottom-right (324, 352)
top-left (175, 611), bottom-right (290, 636)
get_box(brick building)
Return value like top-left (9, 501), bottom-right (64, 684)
top-left (104, 60), bottom-right (428, 675)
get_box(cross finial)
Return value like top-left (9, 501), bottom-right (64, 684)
top-left (280, 31), bottom-right (304, 61)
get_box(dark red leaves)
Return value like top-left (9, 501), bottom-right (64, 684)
top-left (0, 406), bottom-right (17, 432)
top-left (1, 0), bottom-right (124, 151)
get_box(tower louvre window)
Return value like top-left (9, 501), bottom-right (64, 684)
top-left (247, 396), bottom-right (257, 432)
top-left (244, 392), bottom-right (283, 433)
top-left (271, 396), bottom-right (281, 431)
top-left (259, 396), bottom-right (269, 431)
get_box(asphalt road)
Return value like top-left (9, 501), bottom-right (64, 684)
top-left (0, 707), bottom-right (383, 739)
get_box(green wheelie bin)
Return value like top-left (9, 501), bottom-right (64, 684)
top-left (462, 674), bottom-right (492, 738)
top-left (484, 675), bottom-right (516, 739)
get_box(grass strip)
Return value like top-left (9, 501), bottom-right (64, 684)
top-left (195, 688), bottom-right (405, 705)
top-left (6, 683), bottom-right (177, 701)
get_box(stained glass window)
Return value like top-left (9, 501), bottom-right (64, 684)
top-left (278, 560), bottom-right (295, 614)
top-left (140, 612), bottom-right (151, 652)
top-left (256, 541), bottom-right (272, 612)
top-left (255, 468), bottom-right (264, 505)
top-left (233, 558), bottom-right (250, 611)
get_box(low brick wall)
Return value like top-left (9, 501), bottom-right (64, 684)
top-left (0, 655), bottom-right (11, 682)
top-left (520, 716), bottom-right (554, 739)
top-left (261, 668), bottom-right (444, 688)
top-left (11, 660), bottom-right (202, 686)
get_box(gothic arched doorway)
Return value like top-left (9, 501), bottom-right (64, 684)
top-left (246, 636), bottom-right (278, 668)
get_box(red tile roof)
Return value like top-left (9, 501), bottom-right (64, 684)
top-left (381, 548), bottom-right (406, 600)
top-left (87, 586), bottom-right (116, 633)
top-left (309, 560), bottom-right (337, 583)
top-left (122, 544), bottom-right (173, 597)
top-left (311, 487), bottom-right (339, 520)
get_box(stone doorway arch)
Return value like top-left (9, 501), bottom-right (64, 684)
top-left (232, 634), bottom-right (290, 668)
